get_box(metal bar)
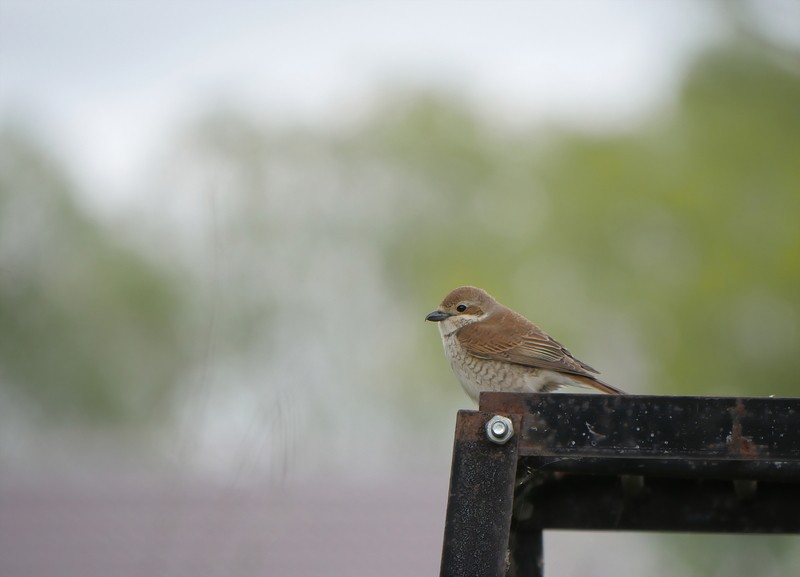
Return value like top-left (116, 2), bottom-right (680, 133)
top-left (433, 392), bottom-right (800, 576)
top-left (514, 473), bottom-right (800, 533)
top-left (479, 393), bottom-right (800, 464)
top-left (515, 455), bottom-right (800, 480)
top-left (440, 410), bottom-right (521, 577)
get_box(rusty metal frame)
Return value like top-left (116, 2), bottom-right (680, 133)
top-left (439, 393), bottom-right (800, 577)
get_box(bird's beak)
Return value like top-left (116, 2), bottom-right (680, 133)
top-left (425, 310), bottom-right (451, 322)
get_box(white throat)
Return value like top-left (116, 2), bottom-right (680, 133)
top-left (437, 312), bottom-right (487, 337)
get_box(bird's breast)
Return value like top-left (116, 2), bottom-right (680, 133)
top-left (439, 330), bottom-right (526, 400)
top-left (439, 328), bottom-right (563, 402)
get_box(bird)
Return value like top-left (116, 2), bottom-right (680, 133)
top-left (425, 286), bottom-right (625, 402)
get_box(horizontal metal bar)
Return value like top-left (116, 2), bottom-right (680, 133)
top-left (517, 455), bottom-right (800, 481)
top-left (514, 474), bottom-right (800, 533)
top-left (479, 393), bottom-right (800, 464)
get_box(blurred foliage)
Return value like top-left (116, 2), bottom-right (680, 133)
top-left (1, 39), bottom-right (798, 428)
top-left (0, 128), bottom-right (188, 425)
top-left (534, 44), bottom-right (800, 396)
top-left (366, 44), bottom-right (800, 398)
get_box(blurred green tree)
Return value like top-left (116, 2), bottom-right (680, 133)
top-left (0, 128), bottom-right (188, 425)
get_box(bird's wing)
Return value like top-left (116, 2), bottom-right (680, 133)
top-left (456, 311), bottom-right (600, 378)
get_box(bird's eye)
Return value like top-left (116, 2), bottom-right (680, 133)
top-left (456, 304), bottom-right (467, 312)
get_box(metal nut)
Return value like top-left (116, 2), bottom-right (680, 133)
top-left (485, 415), bottom-right (514, 445)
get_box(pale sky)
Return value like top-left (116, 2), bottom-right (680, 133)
top-left (1, 1), bottom-right (726, 207)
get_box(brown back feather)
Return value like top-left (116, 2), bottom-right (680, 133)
top-left (456, 308), bottom-right (601, 379)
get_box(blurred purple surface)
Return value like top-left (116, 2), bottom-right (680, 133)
top-left (0, 474), bottom-right (447, 577)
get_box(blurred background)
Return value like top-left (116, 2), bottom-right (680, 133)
top-left (1, 1), bottom-right (799, 575)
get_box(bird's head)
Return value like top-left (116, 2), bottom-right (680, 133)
top-left (425, 286), bottom-right (497, 335)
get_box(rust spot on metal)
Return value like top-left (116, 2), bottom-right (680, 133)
top-left (727, 398), bottom-right (759, 459)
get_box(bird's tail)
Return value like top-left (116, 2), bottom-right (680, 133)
top-left (572, 374), bottom-right (626, 395)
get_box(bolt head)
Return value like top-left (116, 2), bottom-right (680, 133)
top-left (486, 415), bottom-right (514, 445)
top-left (491, 420), bottom-right (508, 437)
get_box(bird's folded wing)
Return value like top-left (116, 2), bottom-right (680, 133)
top-left (457, 314), bottom-right (600, 378)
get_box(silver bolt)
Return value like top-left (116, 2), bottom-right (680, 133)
top-left (485, 415), bottom-right (514, 445)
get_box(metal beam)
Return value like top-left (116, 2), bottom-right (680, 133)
top-left (440, 393), bottom-right (800, 576)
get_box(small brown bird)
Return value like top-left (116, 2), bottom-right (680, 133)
top-left (426, 286), bottom-right (625, 401)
